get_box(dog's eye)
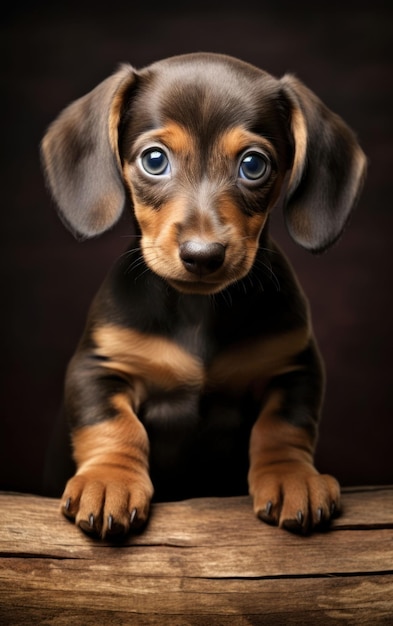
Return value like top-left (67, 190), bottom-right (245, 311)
top-left (140, 148), bottom-right (170, 176)
top-left (238, 151), bottom-right (270, 183)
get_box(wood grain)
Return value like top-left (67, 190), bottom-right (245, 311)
top-left (1, 487), bottom-right (392, 624)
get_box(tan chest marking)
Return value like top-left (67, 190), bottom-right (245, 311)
top-left (207, 327), bottom-right (310, 391)
top-left (94, 324), bottom-right (309, 396)
top-left (93, 325), bottom-right (204, 392)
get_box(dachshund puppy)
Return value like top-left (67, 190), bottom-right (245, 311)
top-left (41, 52), bottom-right (366, 538)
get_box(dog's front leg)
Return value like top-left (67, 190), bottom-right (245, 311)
top-left (248, 357), bottom-right (340, 534)
top-left (61, 356), bottom-right (153, 539)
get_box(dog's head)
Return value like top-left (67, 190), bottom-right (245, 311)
top-left (41, 53), bottom-right (366, 294)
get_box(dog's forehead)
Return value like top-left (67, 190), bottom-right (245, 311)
top-left (137, 54), bottom-right (281, 132)
top-left (148, 53), bottom-right (268, 88)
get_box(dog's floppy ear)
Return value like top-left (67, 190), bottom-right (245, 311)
top-left (41, 64), bottom-right (136, 238)
top-left (280, 75), bottom-right (367, 252)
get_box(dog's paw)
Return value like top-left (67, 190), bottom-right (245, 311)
top-left (61, 467), bottom-right (154, 539)
top-left (250, 463), bottom-right (341, 534)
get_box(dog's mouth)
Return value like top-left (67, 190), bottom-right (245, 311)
top-left (168, 277), bottom-right (230, 295)
top-left (168, 245), bottom-right (249, 295)
top-left (144, 246), bottom-right (256, 295)
top-left (167, 262), bottom-right (252, 295)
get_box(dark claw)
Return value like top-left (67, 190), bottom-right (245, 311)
top-left (330, 501), bottom-right (337, 517)
top-left (317, 507), bottom-right (323, 524)
top-left (282, 510), bottom-right (308, 535)
top-left (106, 514), bottom-right (126, 536)
top-left (130, 508), bottom-right (138, 525)
top-left (265, 501), bottom-right (273, 517)
top-left (296, 510), bottom-right (304, 525)
top-left (62, 497), bottom-right (75, 520)
top-left (283, 517), bottom-right (307, 534)
top-left (257, 501), bottom-right (277, 526)
top-left (79, 513), bottom-right (96, 534)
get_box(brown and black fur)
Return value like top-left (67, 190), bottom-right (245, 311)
top-left (41, 53), bottom-right (366, 538)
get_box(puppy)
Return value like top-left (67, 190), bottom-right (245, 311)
top-left (41, 52), bottom-right (366, 538)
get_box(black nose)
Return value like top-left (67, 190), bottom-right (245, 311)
top-left (179, 241), bottom-right (226, 276)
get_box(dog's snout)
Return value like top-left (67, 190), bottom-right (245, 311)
top-left (179, 241), bottom-right (226, 276)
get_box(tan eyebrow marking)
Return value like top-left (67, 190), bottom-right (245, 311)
top-left (132, 122), bottom-right (194, 156)
top-left (219, 126), bottom-right (277, 159)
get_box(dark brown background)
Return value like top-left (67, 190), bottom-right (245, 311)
top-left (1, 0), bottom-right (392, 496)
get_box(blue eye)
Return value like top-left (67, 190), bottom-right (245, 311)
top-left (141, 148), bottom-right (170, 176)
top-left (239, 151), bottom-right (270, 182)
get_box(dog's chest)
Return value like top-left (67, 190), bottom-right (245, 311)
top-left (137, 292), bottom-right (287, 423)
top-left (139, 299), bottom-right (257, 497)
top-left (172, 295), bottom-right (213, 363)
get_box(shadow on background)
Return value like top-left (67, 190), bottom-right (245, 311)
top-left (1, 0), bottom-right (392, 495)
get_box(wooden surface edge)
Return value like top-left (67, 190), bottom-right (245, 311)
top-left (1, 487), bottom-right (393, 624)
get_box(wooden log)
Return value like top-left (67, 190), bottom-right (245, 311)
top-left (0, 487), bottom-right (392, 624)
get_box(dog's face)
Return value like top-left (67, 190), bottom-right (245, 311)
top-left (41, 53), bottom-right (366, 294)
top-left (119, 56), bottom-right (293, 294)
